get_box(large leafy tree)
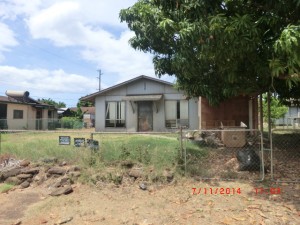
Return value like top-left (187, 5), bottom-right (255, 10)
top-left (120, 0), bottom-right (300, 105)
top-left (38, 98), bottom-right (66, 108)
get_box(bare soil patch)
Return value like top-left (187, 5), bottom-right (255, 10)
top-left (0, 179), bottom-right (299, 225)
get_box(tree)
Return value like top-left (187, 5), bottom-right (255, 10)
top-left (120, 0), bottom-right (300, 105)
top-left (262, 94), bottom-right (288, 126)
top-left (38, 98), bottom-right (66, 108)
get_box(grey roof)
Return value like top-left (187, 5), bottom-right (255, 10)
top-left (80, 75), bottom-right (174, 102)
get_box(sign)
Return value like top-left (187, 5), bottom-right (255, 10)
top-left (74, 138), bottom-right (85, 147)
top-left (87, 139), bottom-right (99, 151)
top-left (59, 136), bottom-right (71, 145)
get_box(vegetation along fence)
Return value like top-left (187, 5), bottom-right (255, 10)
top-left (0, 118), bottom-right (85, 130)
top-left (179, 129), bottom-right (265, 181)
top-left (271, 129), bottom-right (300, 183)
top-left (0, 128), bottom-right (298, 183)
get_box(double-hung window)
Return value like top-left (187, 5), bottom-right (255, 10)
top-left (105, 101), bottom-right (125, 127)
top-left (165, 100), bottom-right (189, 128)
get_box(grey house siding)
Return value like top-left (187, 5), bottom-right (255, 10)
top-left (275, 106), bottom-right (300, 125)
top-left (93, 77), bottom-right (198, 132)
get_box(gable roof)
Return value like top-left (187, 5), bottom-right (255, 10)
top-left (80, 75), bottom-right (174, 102)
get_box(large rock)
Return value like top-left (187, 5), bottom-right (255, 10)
top-left (17, 173), bottom-right (33, 180)
top-left (2, 168), bottom-right (21, 179)
top-left (52, 177), bottom-right (71, 188)
top-left (19, 160), bottom-right (30, 167)
top-left (5, 176), bottom-right (22, 185)
top-left (47, 167), bottom-right (66, 175)
top-left (49, 186), bottom-right (73, 196)
top-left (20, 180), bottom-right (30, 189)
top-left (21, 167), bottom-right (40, 174)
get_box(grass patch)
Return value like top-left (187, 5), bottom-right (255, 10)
top-left (0, 132), bottom-right (210, 183)
top-left (0, 183), bottom-right (14, 193)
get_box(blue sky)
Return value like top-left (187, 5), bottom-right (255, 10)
top-left (0, 0), bottom-right (175, 107)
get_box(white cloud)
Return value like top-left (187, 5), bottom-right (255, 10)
top-left (0, 22), bottom-right (18, 62)
top-left (0, 0), bottom-right (175, 104)
top-left (0, 66), bottom-right (97, 94)
top-left (25, 0), bottom-right (156, 82)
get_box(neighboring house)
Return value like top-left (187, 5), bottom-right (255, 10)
top-left (57, 108), bottom-right (73, 118)
top-left (0, 91), bottom-right (57, 130)
top-left (80, 75), bottom-right (199, 132)
top-left (275, 106), bottom-right (300, 127)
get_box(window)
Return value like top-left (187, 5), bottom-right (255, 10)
top-left (165, 100), bottom-right (189, 128)
top-left (13, 110), bottom-right (23, 119)
top-left (105, 101), bottom-right (125, 127)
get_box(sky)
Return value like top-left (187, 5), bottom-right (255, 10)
top-left (0, 0), bottom-right (175, 107)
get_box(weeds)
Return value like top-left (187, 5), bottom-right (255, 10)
top-left (0, 183), bottom-right (14, 193)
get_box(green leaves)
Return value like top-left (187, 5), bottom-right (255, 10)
top-left (120, 0), bottom-right (300, 105)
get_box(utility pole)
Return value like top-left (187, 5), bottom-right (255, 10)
top-left (97, 69), bottom-right (103, 91)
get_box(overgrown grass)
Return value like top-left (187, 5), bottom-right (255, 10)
top-left (0, 131), bottom-right (209, 181)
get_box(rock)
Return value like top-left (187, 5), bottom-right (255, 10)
top-left (5, 176), bottom-right (22, 185)
top-left (12, 220), bottom-right (22, 225)
top-left (225, 158), bottom-right (239, 171)
top-left (52, 177), bottom-right (71, 188)
top-left (69, 171), bottom-right (81, 178)
top-left (50, 186), bottom-right (73, 196)
top-left (129, 168), bottom-right (143, 179)
top-left (139, 183), bottom-right (147, 190)
top-left (56, 217), bottom-right (73, 225)
top-left (2, 168), bottom-right (21, 179)
top-left (17, 174), bottom-right (33, 179)
top-left (21, 168), bottom-right (40, 174)
top-left (48, 167), bottom-right (66, 175)
top-left (19, 160), bottom-right (30, 167)
top-left (163, 170), bottom-right (174, 183)
top-left (41, 157), bottom-right (58, 164)
top-left (59, 161), bottom-right (67, 166)
top-left (20, 181), bottom-right (30, 189)
top-left (68, 166), bottom-right (81, 172)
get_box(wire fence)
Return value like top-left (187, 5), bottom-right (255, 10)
top-left (271, 129), bottom-right (300, 183)
top-left (0, 128), bottom-right (299, 183)
top-left (179, 128), bottom-right (265, 181)
top-left (0, 118), bottom-right (88, 130)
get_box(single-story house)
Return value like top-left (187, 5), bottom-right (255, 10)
top-left (80, 75), bottom-right (199, 132)
top-left (0, 91), bottom-right (57, 130)
top-left (199, 96), bottom-right (258, 130)
top-left (81, 75), bottom-right (258, 132)
top-left (275, 106), bottom-right (300, 127)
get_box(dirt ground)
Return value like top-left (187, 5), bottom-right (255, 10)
top-left (0, 179), bottom-right (299, 225)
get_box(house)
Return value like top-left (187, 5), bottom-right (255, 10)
top-left (0, 91), bottom-right (57, 130)
top-left (80, 75), bottom-right (199, 132)
top-left (275, 106), bottom-right (300, 127)
top-left (199, 96), bottom-right (258, 130)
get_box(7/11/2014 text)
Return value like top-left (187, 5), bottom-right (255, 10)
top-left (191, 187), bottom-right (282, 195)
top-left (192, 187), bottom-right (241, 195)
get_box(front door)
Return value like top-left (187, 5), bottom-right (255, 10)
top-left (138, 101), bottom-right (153, 132)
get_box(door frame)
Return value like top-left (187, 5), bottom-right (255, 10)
top-left (137, 101), bottom-right (153, 132)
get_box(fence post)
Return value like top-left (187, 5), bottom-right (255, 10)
top-left (180, 126), bottom-right (183, 158)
